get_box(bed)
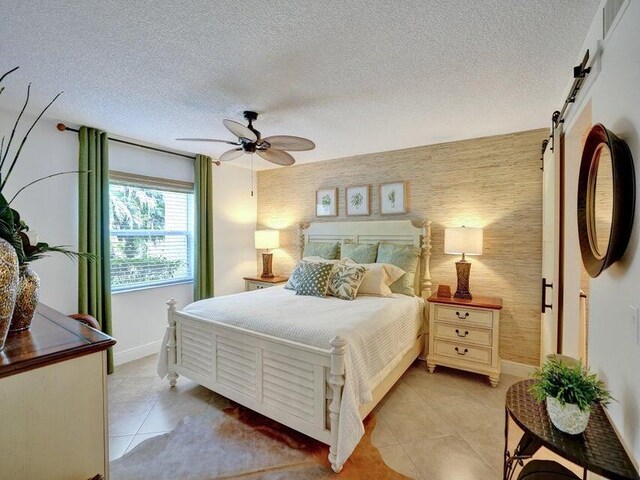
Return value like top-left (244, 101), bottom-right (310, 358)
top-left (158, 219), bottom-right (433, 472)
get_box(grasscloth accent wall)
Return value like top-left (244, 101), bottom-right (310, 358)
top-left (257, 128), bottom-right (546, 365)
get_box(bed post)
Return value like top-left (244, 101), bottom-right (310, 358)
top-left (166, 299), bottom-right (179, 387)
top-left (422, 220), bottom-right (433, 300)
top-left (328, 335), bottom-right (346, 473)
top-left (298, 222), bottom-right (309, 259)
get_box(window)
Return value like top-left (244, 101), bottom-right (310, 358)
top-left (109, 172), bottom-right (195, 292)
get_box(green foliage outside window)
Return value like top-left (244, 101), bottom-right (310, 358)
top-left (110, 184), bottom-right (188, 288)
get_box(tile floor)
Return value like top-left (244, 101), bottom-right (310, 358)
top-left (108, 355), bottom-right (573, 479)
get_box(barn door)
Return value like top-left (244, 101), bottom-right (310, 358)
top-left (540, 125), bottom-right (562, 364)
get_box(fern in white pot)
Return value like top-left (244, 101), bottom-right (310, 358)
top-left (530, 357), bottom-right (612, 435)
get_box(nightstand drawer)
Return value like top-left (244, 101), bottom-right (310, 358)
top-left (433, 339), bottom-right (492, 365)
top-left (435, 305), bottom-right (493, 329)
top-left (247, 282), bottom-right (268, 291)
top-left (434, 323), bottom-right (492, 347)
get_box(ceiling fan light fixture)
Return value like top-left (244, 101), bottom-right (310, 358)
top-left (177, 111), bottom-right (314, 167)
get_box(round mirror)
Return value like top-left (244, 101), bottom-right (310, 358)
top-left (590, 144), bottom-right (614, 259)
top-left (578, 124), bottom-right (635, 278)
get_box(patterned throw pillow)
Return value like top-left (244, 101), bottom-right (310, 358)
top-left (327, 263), bottom-right (367, 300)
top-left (284, 260), bottom-right (309, 291)
top-left (302, 242), bottom-right (340, 260)
top-left (295, 262), bottom-right (335, 297)
top-left (340, 242), bottom-right (379, 264)
top-left (285, 258), bottom-right (343, 291)
top-left (376, 244), bottom-right (420, 296)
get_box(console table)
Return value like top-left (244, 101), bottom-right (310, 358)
top-left (0, 304), bottom-right (116, 480)
top-left (504, 380), bottom-right (639, 480)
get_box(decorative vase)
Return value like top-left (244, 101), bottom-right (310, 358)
top-left (0, 238), bottom-right (19, 351)
top-left (9, 264), bottom-right (40, 332)
top-left (546, 396), bottom-right (591, 434)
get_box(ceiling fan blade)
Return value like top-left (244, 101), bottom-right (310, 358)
top-left (261, 135), bottom-right (315, 151)
top-left (222, 119), bottom-right (258, 142)
top-left (175, 138), bottom-right (240, 145)
top-left (219, 148), bottom-right (245, 162)
top-left (256, 149), bottom-right (295, 166)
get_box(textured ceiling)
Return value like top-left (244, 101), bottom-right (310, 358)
top-left (0, 0), bottom-right (598, 169)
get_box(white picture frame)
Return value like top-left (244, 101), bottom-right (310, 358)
top-left (316, 188), bottom-right (338, 217)
top-left (346, 185), bottom-right (370, 216)
top-left (379, 181), bottom-right (407, 215)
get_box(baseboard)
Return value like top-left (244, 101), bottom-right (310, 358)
top-left (114, 340), bottom-right (161, 366)
top-left (500, 359), bottom-right (536, 378)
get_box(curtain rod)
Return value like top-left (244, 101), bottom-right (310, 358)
top-left (56, 123), bottom-right (221, 166)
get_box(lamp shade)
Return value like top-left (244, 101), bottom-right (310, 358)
top-left (255, 230), bottom-right (280, 250)
top-left (444, 227), bottom-right (483, 255)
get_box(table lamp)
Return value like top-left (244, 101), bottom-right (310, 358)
top-left (444, 226), bottom-right (483, 299)
top-left (255, 229), bottom-right (280, 279)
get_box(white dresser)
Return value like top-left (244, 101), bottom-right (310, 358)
top-left (0, 304), bottom-right (115, 480)
top-left (426, 293), bottom-right (502, 387)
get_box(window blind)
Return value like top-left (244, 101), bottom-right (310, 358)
top-left (109, 174), bottom-right (195, 292)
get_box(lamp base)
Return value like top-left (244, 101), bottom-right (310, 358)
top-left (454, 259), bottom-right (473, 299)
top-left (261, 252), bottom-right (274, 279)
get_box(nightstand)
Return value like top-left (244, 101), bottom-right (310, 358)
top-left (426, 293), bottom-right (502, 387)
top-left (243, 275), bottom-right (288, 292)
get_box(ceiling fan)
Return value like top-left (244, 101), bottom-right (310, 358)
top-left (176, 111), bottom-right (315, 166)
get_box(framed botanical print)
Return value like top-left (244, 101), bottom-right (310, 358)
top-left (379, 181), bottom-right (407, 215)
top-left (316, 188), bottom-right (338, 217)
top-left (346, 185), bottom-right (370, 216)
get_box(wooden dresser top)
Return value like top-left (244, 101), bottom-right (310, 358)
top-left (0, 304), bottom-right (116, 379)
top-left (427, 293), bottom-right (503, 310)
top-left (243, 275), bottom-right (289, 283)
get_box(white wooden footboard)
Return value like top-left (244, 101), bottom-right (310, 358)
top-left (164, 300), bottom-right (346, 472)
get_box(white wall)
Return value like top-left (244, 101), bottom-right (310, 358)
top-left (562, 0), bottom-right (640, 465)
top-left (0, 108), bottom-right (79, 315)
top-left (213, 163), bottom-right (258, 296)
top-left (0, 110), bottom-right (256, 365)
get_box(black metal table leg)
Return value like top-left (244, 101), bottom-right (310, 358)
top-left (504, 412), bottom-right (544, 480)
top-left (504, 408), bottom-right (510, 480)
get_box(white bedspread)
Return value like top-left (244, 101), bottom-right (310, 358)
top-left (159, 286), bottom-right (423, 467)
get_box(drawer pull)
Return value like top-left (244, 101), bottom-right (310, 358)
top-left (455, 329), bottom-right (469, 338)
top-left (455, 311), bottom-right (470, 320)
top-left (454, 347), bottom-right (469, 356)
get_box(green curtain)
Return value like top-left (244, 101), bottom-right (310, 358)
top-left (78, 126), bottom-right (113, 373)
top-left (194, 154), bottom-right (214, 300)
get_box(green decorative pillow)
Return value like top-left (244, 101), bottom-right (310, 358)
top-left (295, 262), bottom-right (335, 297)
top-left (284, 260), bottom-right (309, 291)
top-left (302, 242), bottom-right (340, 260)
top-left (376, 244), bottom-right (420, 296)
top-left (340, 242), bottom-right (379, 264)
top-left (327, 263), bottom-right (367, 300)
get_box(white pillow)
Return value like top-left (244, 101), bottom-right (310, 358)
top-left (344, 258), bottom-right (405, 297)
top-left (302, 256), bottom-right (344, 264)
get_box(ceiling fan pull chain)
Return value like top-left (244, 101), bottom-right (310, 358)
top-left (251, 153), bottom-right (254, 197)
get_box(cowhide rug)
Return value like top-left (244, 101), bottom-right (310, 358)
top-left (110, 405), bottom-right (409, 479)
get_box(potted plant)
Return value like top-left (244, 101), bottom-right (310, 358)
top-left (530, 357), bottom-right (612, 435)
top-left (0, 67), bottom-right (92, 338)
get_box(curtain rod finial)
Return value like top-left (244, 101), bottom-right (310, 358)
top-left (56, 123), bottom-right (66, 131)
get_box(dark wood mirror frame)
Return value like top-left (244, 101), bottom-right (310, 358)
top-left (578, 124), bottom-right (635, 278)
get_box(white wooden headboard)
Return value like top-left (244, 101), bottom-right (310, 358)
top-left (298, 220), bottom-right (432, 300)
